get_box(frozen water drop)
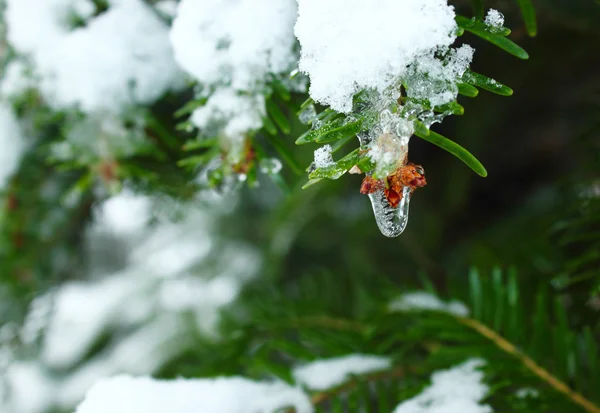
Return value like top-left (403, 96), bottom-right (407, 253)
top-left (299, 104), bottom-right (317, 124)
top-left (368, 186), bottom-right (412, 237)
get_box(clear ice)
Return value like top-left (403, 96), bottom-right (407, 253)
top-left (358, 120), bottom-right (414, 237)
top-left (368, 186), bottom-right (412, 237)
top-left (299, 104), bottom-right (317, 124)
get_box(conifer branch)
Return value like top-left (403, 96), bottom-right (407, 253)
top-left (458, 316), bottom-right (600, 413)
top-left (310, 365), bottom-right (407, 406)
top-left (284, 316), bottom-right (367, 333)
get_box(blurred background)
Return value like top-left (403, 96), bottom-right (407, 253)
top-left (0, 1), bottom-right (599, 412)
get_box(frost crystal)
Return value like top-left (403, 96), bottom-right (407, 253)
top-left (313, 145), bottom-right (335, 168)
top-left (405, 45), bottom-right (474, 108)
top-left (293, 354), bottom-right (392, 391)
top-left (484, 9), bottom-right (505, 32)
top-left (392, 359), bottom-right (491, 413)
top-left (74, 375), bottom-right (312, 413)
top-left (5, 0), bottom-right (182, 113)
top-left (295, 0), bottom-right (458, 113)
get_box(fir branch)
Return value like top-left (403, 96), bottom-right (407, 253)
top-left (283, 316), bottom-right (367, 334)
top-left (457, 316), bottom-right (600, 413)
top-left (310, 365), bottom-right (407, 406)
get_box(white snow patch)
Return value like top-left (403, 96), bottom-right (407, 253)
top-left (392, 359), bottom-right (491, 413)
top-left (170, 0), bottom-right (297, 90)
top-left (0, 103), bottom-right (27, 189)
top-left (189, 90), bottom-right (265, 161)
top-left (389, 291), bottom-right (470, 317)
top-left (5, 0), bottom-right (182, 113)
top-left (405, 44), bottom-right (474, 107)
top-left (293, 354), bottom-right (392, 390)
top-left (313, 144), bottom-right (335, 168)
top-left (170, 0), bottom-right (297, 145)
top-left (74, 375), bottom-right (313, 413)
top-left (40, 274), bottom-right (154, 369)
top-left (0, 61), bottom-right (34, 98)
top-left (1, 362), bottom-right (57, 413)
top-left (93, 191), bottom-right (154, 237)
top-left (295, 0), bottom-right (458, 113)
top-left (484, 9), bottom-right (505, 31)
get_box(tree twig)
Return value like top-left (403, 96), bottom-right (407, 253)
top-left (458, 316), bottom-right (600, 413)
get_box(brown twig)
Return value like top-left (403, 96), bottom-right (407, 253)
top-left (310, 365), bottom-right (406, 406)
top-left (458, 316), bottom-right (600, 413)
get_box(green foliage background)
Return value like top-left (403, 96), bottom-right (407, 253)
top-left (1, 0), bottom-right (600, 412)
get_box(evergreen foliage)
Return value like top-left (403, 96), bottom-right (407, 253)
top-left (1, 0), bottom-right (599, 412)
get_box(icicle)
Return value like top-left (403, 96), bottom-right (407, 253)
top-left (368, 186), bottom-right (412, 237)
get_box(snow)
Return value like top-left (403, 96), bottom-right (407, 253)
top-left (405, 44), bottom-right (474, 107)
top-left (295, 0), bottom-right (458, 113)
top-left (1, 362), bottom-right (57, 413)
top-left (170, 0), bottom-right (297, 92)
top-left (189, 90), bottom-right (265, 162)
top-left (74, 375), bottom-right (313, 413)
top-left (92, 191), bottom-right (153, 237)
top-left (0, 103), bottom-right (27, 189)
top-left (42, 192), bottom-right (259, 368)
top-left (0, 191), bottom-right (261, 413)
top-left (170, 0), bottom-right (298, 157)
top-left (389, 291), bottom-right (470, 317)
top-left (515, 387), bottom-right (539, 399)
top-left (19, 294), bottom-right (54, 345)
top-left (4, 0), bottom-right (182, 113)
top-left (392, 359), bottom-right (491, 413)
top-left (484, 9), bottom-right (505, 31)
top-left (259, 158), bottom-right (283, 174)
top-left (313, 144), bottom-right (335, 168)
top-left (155, 0), bottom-right (179, 18)
top-left (0, 61), bottom-right (34, 98)
top-left (293, 354), bottom-right (392, 390)
top-left (40, 275), bottom-right (153, 369)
